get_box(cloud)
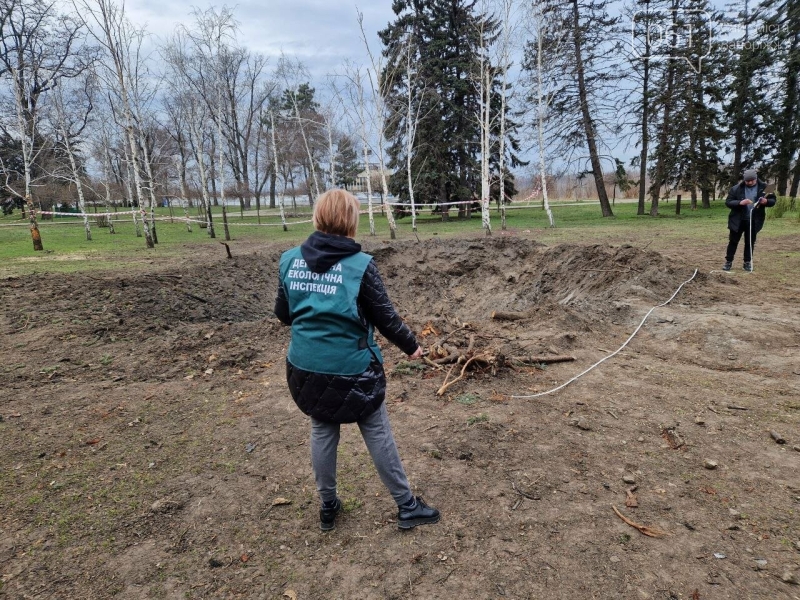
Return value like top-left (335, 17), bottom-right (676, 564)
top-left (125, 0), bottom-right (396, 77)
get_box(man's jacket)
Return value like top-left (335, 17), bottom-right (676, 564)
top-left (725, 180), bottom-right (777, 233)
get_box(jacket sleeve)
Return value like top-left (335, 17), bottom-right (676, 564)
top-left (765, 193), bottom-right (777, 207)
top-left (358, 260), bottom-right (419, 356)
top-left (274, 279), bottom-right (292, 325)
top-left (725, 185), bottom-right (741, 209)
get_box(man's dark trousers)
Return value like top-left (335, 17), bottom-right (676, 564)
top-left (726, 223), bottom-right (757, 263)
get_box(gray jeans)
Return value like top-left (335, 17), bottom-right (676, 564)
top-left (310, 402), bottom-right (413, 506)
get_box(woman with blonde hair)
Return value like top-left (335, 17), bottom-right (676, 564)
top-left (274, 189), bottom-right (440, 531)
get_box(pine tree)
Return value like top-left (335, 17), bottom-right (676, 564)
top-left (721, 0), bottom-right (777, 186)
top-left (760, 0), bottom-right (800, 196)
top-left (677, 1), bottom-right (726, 209)
top-left (334, 135), bottom-right (360, 190)
top-left (379, 0), bottom-right (500, 217)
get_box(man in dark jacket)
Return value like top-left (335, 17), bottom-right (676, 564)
top-left (274, 189), bottom-right (440, 531)
top-left (723, 169), bottom-right (776, 272)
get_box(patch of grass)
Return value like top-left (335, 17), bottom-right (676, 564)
top-left (393, 361), bottom-right (427, 375)
top-left (99, 354), bottom-right (114, 366)
top-left (456, 392), bottom-right (480, 405)
top-left (467, 413), bottom-right (489, 426)
top-left (3, 199), bottom-right (797, 277)
top-left (342, 497), bottom-right (363, 513)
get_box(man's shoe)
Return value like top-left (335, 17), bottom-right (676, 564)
top-left (397, 496), bottom-right (440, 530)
top-left (722, 261), bottom-right (732, 272)
top-left (320, 497), bottom-right (341, 531)
top-left (743, 261), bottom-right (753, 272)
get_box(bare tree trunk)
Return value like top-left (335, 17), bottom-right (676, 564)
top-left (480, 66), bottom-right (492, 236)
top-left (10, 67), bottom-right (43, 250)
top-left (775, 33), bottom-right (799, 196)
top-left (64, 137), bottom-right (92, 240)
top-left (327, 122), bottom-right (336, 189)
top-left (176, 156), bottom-right (192, 232)
top-left (497, 0), bottom-right (512, 231)
top-left (536, 20), bottom-right (555, 228)
top-left (649, 3), bottom-right (679, 217)
top-left (137, 129), bottom-right (159, 244)
top-left (188, 112), bottom-right (216, 237)
top-left (270, 111), bottom-right (288, 231)
top-left (364, 152), bottom-right (375, 236)
top-left (357, 11), bottom-right (397, 239)
top-left (637, 57), bottom-right (650, 216)
top-left (571, 0), bottom-right (613, 217)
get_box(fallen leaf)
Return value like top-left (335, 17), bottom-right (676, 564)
top-left (625, 489), bottom-right (639, 508)
top-left (692, 590), bottom-right (700, 600)
top-left (283, 590), bottom-right (298, 600)
top-left (85, 438), bottom-right (101, 446)
top-left (272, 497), bottom-right (292, 506)
top-left (240, 554), bottom-right (249, 563)
top-left (204, 368), bottom-right (214, 376)
top-left (420, 321), bottom-right (440, 337)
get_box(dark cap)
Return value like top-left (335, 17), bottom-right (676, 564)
top-left (743, 169), bottom-right (757, 181)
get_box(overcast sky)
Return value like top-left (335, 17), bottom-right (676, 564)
top-left (125, 0), bottom-right (398, 78)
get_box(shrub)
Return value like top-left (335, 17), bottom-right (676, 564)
top-left (768, 196), bottom-right (791, 219)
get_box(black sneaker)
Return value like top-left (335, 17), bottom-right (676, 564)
top-left (743, 261), bottom-right (753, 272)
top-left (397, 496), bottom-right (440, 530)
top-left (320, 497), bottom-right (341, 531)
top-left (722, 261), bottom-right (732, 272)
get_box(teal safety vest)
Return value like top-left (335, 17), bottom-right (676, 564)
top-left (279, 247), bottom-right (383, 375)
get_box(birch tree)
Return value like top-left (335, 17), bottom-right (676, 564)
top-left (357, 10), bottom-right (397, 238)
top-left (75, 0), bottom-right (155, 247)
top-left (0, 0), bottom-right (89, 250)
top-left (339, 61), bottom-right (377, 234)
top-left (523, 0), bottom-right (566, 227)
top-left (51, 71), bottom-right (96, 240)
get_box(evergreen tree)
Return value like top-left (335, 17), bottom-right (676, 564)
top-left (721, 1), bottom-right (777, 186)
top-left (379, 0), bottom-right (502, 216)
top-left (676, 1), bottom-right (726, 209)
top-left (760, 0), bottom-right (800, 196)
top-left (624, 0), bottom-right (674, 215)
top-left (334, 135), bottom-right (360, 190)
top-left (488, 74), bottom-right (526, 204)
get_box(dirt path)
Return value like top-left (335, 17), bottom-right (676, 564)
top-left (1, 236), bottom-right (798, 600)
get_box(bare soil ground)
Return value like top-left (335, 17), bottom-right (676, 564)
top-left (1, 233), bottom-right (799, 600)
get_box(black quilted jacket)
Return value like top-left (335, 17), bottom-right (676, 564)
top-left (274, 232), bottom-right (418, 423)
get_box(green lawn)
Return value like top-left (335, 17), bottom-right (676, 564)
top-left (1, 199), bottom-right (797, 277)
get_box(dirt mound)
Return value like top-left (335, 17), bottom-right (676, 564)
top-left (2, 239), bottom-right (698, 385)
top-left (366, 238), bottom-right (696, 330)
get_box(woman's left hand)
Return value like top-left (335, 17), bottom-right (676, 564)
top-left (409, 346), bottom-right (424, 359)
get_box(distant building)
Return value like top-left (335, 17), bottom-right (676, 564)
top-left (350, 164), bottom-right (394, 193)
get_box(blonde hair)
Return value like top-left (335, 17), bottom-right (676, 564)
top-left (312, 189), bottom-right (360, 237)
